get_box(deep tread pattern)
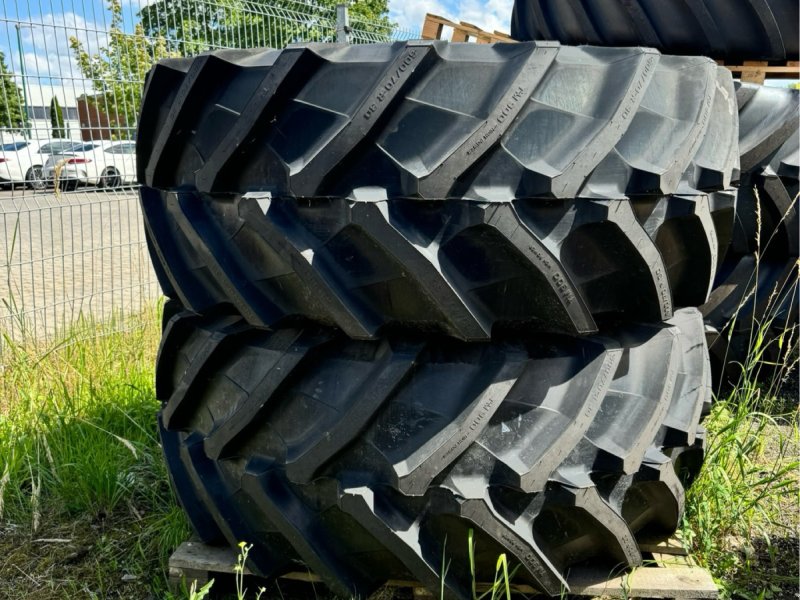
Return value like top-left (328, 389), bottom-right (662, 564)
top-left (138, 42), bottom-right (738, 200)
top-left (731, 83), bottom-right (799, 260)
top-left (141, 187), bottom-right (730, 340)
top-left (632, 194), bottom-right (719, 307)
top-left (136, 57), bottom-right (193, 185)
top-left (511, 0), bottom-right (799, 62)
top-left (158, 307), bottom-right (709, 597)
top-left (703, 83), bottom-right (798, 389)
top-left (701, 255), bottom-right (798, 387)
top-left (738, 83), bottom-right (799, 176)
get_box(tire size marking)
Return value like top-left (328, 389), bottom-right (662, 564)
top-left (495, 529), bottom-right (552, 583)
top-left (363, 49), bottom-right (420, 121)
top-left (526, 241), bottom-right (576, 309)
top-left (653, 261), bottom-right (672, 318)
top-left (465, 86), bottom-right (525, 158)
top-left (440, 382), bottom-right (510, 465)
top-left (623, 54), bottom-right (657, 123)
top-left (589, 350), bottom-right (618, 414)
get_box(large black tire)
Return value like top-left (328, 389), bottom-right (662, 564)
top-left (157, 305), bottom-right (710, 598)
top-left (142, 186), bottom-right (726, 340)
top-left (730, 83), bottom-right (798, 259)
top-left (511, 0), bottom-right (799, 62)
top-left (702, 83), bottom-right (799, 388)
top-left (137, 42), bottom-right (738, 200)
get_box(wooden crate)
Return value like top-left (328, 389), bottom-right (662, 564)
top-left (168, 538), bottom-right (719, 599)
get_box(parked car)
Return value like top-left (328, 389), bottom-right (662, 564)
top-left (43, 141), bottom-right (137, 190)
top-left (0, 139), bottom-right (82, 190)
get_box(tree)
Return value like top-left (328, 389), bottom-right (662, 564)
top-left (69, 0), bottom-right (173, 139)
top-left (50, 96), bottom-right (67, 138)
top-left (139, 0), bottom-right (392, 55)
top-left (0, 52), bottom-right (26, 133)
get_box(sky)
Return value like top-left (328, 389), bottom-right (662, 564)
top-left (388, 0), bottom-right (513, 36)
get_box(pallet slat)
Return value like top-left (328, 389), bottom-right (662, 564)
top-left (169, 540), bottom-right (719, 599)
top-left (720, 61), bottom-right (800, 84)
top-left (568, 565), bottom-right (718, 599)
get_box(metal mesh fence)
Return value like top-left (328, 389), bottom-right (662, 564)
top-left (0, 0), bottom-right (419, 354)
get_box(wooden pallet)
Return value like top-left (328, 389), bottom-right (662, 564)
top-left (717, 60), bottom-right (800, 84)
top-left (169, 538), bottom-right (719, 599)
top-left (421, 13), bottom-right (514, 44)
top-left (421, 13), bottom-right (799, 85)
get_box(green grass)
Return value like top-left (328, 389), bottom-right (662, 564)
top-left (682, 259), bottom-right (799, 600)
top-left (0, 303), bottom-right (190, 598)
top-left (683, 392), bottom-right (798, 600)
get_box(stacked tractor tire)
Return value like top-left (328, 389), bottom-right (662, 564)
top-left (138, 1), bottom-right (798, 596)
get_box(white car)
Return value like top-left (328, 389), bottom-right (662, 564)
top-left (0, 139), bottom-right (83, 189)
top-left (43, 141), bottom-right (138, 190)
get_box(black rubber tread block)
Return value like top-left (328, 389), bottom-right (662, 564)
top-left (145, 227), bottom-right (177, 300)
top-left (376, 308), bottom-right (704, 500)
top-left (552, 325), bottom-right (681, 482)
top-left (160, 298), bottom-right (186, 333)
top-left (737, 83), bottom-right (799, 177)
top-left (163, 429), bottom-right (298, 579)
top-left (340, 486), bottom-right (566, 598)
top-left (144, 49), bottom-right (283, 189)
top-left (683, 66), bottom-right (741, 192)
top-left (158, 421), bottom-right (224, 544)
top-left (596, 448), bottom-right (686, 545)
top-left (665, 430), bottom-right (707, 487)
top-left (138, 41), bottom-right (737, 200)
top-left (510, 0), bottom-right (798, 62)
top-left (701, 254), bottom-right (798, 388)
top-left (770, 129), bottom-right (799, 186)
top-left (437, 338), bottom-right (621, 496)
top-left (338, 487), bottom-right (465, 598)
top-left (732, 174), bottom-right (798, 259)
top-left (730, 83), bottom-right (799, 260)
top-left (157, 308), bottom-right (709, 596)
top-left (141, 188), bottom-right (725, 340)
top-left (344, 484), bottom-right (639, 597)
top-left (632, 194), bottom-right (719, 307)
top-left (656, 310), bottom-right (712, 448)
top-left (534, 311), bottom-right (704, 545)
top-left (136, 57), bottom-right (193, 185)
top-left (708, 189), bottom-right (737, 265)
top-left (531, 485), bottom-right (642, 574)
top-left (238, 464), bottom-right (408, 598)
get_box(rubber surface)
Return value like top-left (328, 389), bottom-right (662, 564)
top-left (702, 83), bottom-right (798, 388)
top-left (731, 83), bottom-right (798, 259)
top-left (702, 255), bottom-right (798, 387)
top-left (157, 305), bottom-right (710, 597)
top-left (511, 0), bottom-right (799, 62)
top-left (142, 187), bottom-right (726, 340)
top-left (137, 42), bottom-right (738, 200)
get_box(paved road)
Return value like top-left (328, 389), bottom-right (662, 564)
top-left (0, 187), bottom-right (161, 345)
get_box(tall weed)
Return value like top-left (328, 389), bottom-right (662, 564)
top-left (684, 191), bottom-right (799, 599)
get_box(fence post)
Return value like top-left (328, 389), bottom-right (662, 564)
top-left (336, 4), bottom-right (350, 43)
